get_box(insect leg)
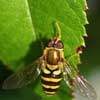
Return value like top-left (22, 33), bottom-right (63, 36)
top-left (63, 63), bottom-right (77, 98)
top-left (63, 65), bottom-right (72, 89)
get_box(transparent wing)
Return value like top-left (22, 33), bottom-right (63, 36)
top-left (63, 63), bottom-right (72, 88)
top-left (75, 76), bottom-right (97, 100)
top-left (63, 61), bottom-right (97, 100)
top-left (2, 63), bottom-right (41, 89)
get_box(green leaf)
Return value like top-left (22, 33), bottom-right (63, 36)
top-left (0, 0), bottom-right (88, 100)
top-left (0, 0), bottom-right (36, 70)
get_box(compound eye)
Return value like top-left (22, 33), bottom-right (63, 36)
top-left (56, 41), bottom-right (63, 49)
top-left (48, 41), bottom-right (54, 47)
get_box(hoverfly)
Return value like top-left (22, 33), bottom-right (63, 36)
top-left (3, 22), bottom-right (97, 99)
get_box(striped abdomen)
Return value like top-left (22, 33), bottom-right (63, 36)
top-left (41, 65), bottom-right (62, 95)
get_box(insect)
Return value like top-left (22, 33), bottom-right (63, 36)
top-left (3, 22), bottom-right (97, 99)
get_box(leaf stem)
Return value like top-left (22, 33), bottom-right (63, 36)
top-left (54, 21), bottom-right (61, 39)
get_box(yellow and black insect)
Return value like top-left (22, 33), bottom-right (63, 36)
top-left (3, 22), bottom-right (97, 99)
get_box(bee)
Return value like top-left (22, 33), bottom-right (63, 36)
top-left (3, 22), bottom-right (97, 99)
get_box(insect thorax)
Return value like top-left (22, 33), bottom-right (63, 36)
top-left (43, 47), bottom-right (64, 65)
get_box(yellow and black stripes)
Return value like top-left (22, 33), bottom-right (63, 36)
top-left (41, 65), bottom-right (62, 95)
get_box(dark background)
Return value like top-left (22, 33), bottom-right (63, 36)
top-left (76, 0), bottom-right (100, 100)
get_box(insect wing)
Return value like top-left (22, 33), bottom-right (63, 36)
top-left (3, 64), bottom-right (40, 89)
top-left (63, 63), bottom-right (72, 88)
top-left (75, 76), bottom-right (97, 100)
top-left (63, 61), bottom-right (97, 100)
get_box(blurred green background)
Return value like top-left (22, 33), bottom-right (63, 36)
top-left (0, 0), bottom-right (100, 100)
top-left (76, 0), bottom-right (100, 100)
